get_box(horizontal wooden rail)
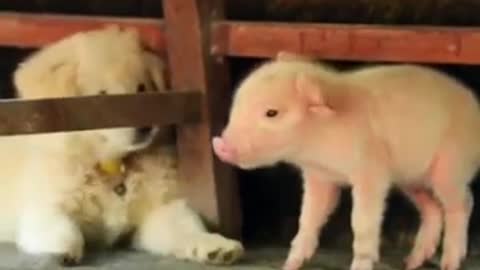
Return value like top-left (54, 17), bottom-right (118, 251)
top-left (213, 21), bottom-right (480, 64)
top-left (0, 92), bottom-right (201, 135)
top-left (0, 12), bottom-right (165, 51)
top-left (5, 14), bottom-right (480, 64)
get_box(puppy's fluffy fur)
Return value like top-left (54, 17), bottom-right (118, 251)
top-left (0, 26), bottom-right (243, 265)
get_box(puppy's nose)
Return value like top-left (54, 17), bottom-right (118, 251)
top-left (134, 126), bottom-right (154, 144)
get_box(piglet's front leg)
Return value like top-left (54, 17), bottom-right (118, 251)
top-left (283, 169), bottom-right (340, 270)
top-left (350, 166), bottom-right (391, 270)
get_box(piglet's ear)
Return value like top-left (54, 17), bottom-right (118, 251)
top-left (276, 51), bottom-right (313, 62)
top-left (295, 73), bottom-right (334, 116)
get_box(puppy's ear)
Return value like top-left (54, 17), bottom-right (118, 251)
top-left (276, 51), bottom-right (314, 62)
top-left (14, 37), bottom-right (80, 99)
top-left (143, 51), bottom-right (167, 92)
top-left (122, 26), bottom-right (140, 42)
top-left (103, 24), bottom-right (121, 33)
top-left (100, 24), bottom-right (121, 36)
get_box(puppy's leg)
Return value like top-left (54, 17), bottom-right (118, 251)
top-left (17, 206), bottom-right (84, 265)
top-left (429, 149), bottom-right (475, 270)
top-left (349, 166), bottom-right (390, 270)
top-left (283, 169), bottom-right (340, 270)
top-left (133, 199), bottom-right (244, 265)
top-left (402, 187), bottom-right (443, 270)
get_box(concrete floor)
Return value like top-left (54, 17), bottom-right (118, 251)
top-left (1, 244), bottom-right (480, 270)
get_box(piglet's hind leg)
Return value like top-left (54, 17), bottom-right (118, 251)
top-left (402, 187), bottom-right (443, 270)
top-left (429, 148), bottom-right (475, 270)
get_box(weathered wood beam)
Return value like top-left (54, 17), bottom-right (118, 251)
top-left (0, 12), bottom-right (165, 51)
top-left (0, 92), bottom-right (201, 135)
top-left (163, 0), bottom-right (242, 238)
top-left (5, 12), bottom-right (480, 64)
top-left (213, 21), bottom-right (480, 64)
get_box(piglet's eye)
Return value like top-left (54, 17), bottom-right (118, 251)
top-left (265, 109), bottom-right (278, 118)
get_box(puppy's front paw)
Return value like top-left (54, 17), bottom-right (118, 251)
top-left (19, 235), bottom-right (84, 267)
top-left (17, 211), bottom-right (84, 266)
top-left (50, 249), bottom-right (83, 267)
top-left (176, 233), bottom-right (244, 265)
top-left (56, 243), bottom-right (83, 266)
top-left (20, 231), bottom-right (84, 267)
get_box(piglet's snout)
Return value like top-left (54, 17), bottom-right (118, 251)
top-left (212, 136), bottom-right (237, 164)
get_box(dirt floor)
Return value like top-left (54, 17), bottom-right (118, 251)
top-left (1, 244), bottom-right (480, 270)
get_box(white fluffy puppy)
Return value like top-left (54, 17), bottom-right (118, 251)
top-left (0, 26), bottom-right (243, 266)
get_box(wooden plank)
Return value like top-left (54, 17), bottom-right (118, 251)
top-left (163, 0), bottom-right (242, 238)
top-left (0, 12), bottom-right (165, 52)
top-left (0, 92), bottom-right (201, 135)
top-left (213, 21), bottom-right (480, 64)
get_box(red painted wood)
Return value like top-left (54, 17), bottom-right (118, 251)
top-left (4, 13), bottom-right (480, 64)
top-left (213, 21), bottom-right (480, 64)
top-left (163, 0), bottom-right (241, 238)
top-left (0, 12), bottom-right (165, 52)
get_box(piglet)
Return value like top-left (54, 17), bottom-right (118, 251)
top-left (213, 51), bottom-right (480, 270)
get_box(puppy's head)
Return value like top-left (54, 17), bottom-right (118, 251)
top-left (13, 26), bottom-right (167, 160)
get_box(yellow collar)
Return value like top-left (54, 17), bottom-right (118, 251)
top-left (97, 159), bottom-right (125, 177)
top-left (96, 159), bottom-right (128, 196)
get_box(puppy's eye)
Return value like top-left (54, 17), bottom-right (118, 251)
top-left (99, 90), bottom-right (107, 95)
top-left (137, 84), bottom-right (146, 93)
top-left (265, 109), bottom-right (278, 118)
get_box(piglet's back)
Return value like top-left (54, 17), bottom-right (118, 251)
top-left (345, 64), bottom-right (480, 181)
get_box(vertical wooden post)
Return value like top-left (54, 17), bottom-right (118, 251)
top-left (162, 0), bottom-right (242, 238)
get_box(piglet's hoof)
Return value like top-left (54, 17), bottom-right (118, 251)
top-left (350, 256), bottom-right (374, 270)
top-left (283, 258), bottom-right (305, 270)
